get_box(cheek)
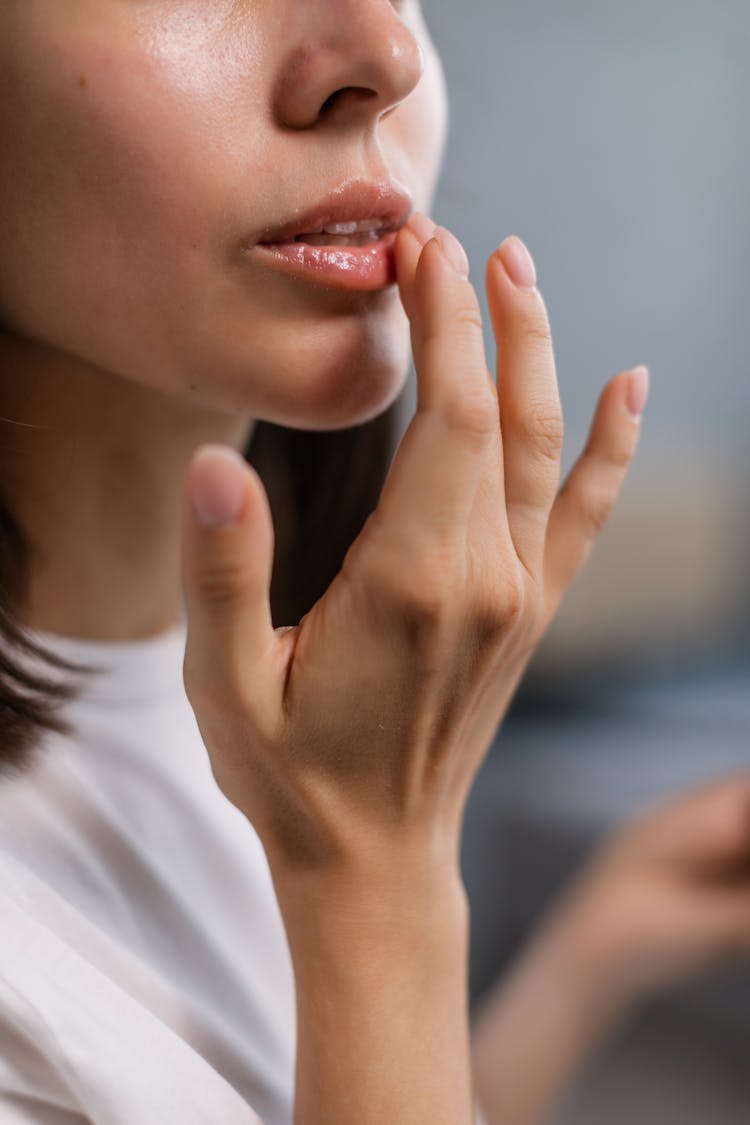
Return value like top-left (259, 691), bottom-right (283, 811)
top-left (387, 40), bottom-right (448, 212)
top-left (0, 15), bottom-right (440, 431)
top-left (0, 28), bottom-right (254, 383)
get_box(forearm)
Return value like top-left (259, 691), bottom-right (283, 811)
top-left (271, 846), bottom-right (477, 1125)
top-left (471, 919), bottom-right (629, 1125)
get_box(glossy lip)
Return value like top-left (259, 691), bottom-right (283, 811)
top-left (243, 179), bottom-right (412, 292)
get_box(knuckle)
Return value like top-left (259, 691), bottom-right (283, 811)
top-left (379, 549), bottom-right (462, 638)
top-left (441, 386), bottom-right (497, 441)
top-left (517, 310), bottom-right (553, 356)
top-left (577, 485), bottom-right (614, 536)
top-left (515, 400), bottom-right (564, 461)
top-left (376, 555), bottom-right (533, 683)
top-left (445, 285), bottom-right (488, 333)
top-left (451, 297), bottom-right (485, 337)
top-left (471, 573), bottom-right (526, 643)
top-left (191, 558), bottom-right (254, 613)
top-left (605, 440), bottom-right (634, 471)
top-left (469, 602), bottom-right (507, 648)
top-left (402, 568), bottom-right (456, 625)
top-left (471, 600), bottom-right (514, 646)
top-left (499, 573), bottom-right (526, 624)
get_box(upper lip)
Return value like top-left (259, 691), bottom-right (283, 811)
top-left (256, 180), bottom-right (413, 244)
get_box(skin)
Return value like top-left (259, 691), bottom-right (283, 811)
top-left (472, 774), bottom-right (750, 1124)
top-left (7, 3), bottom-right (748, 1124)
top-left (179, 214), bottom-right (646, 1123)
top-left (0, 0), bottom-right (446, 638)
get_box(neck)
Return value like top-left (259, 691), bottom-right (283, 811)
top-left (0, 331), bottom-right (254, 641)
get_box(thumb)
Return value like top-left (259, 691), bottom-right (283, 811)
top-left (180, 444), bottom-right (279, 719)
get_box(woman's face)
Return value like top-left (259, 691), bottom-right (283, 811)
top-left (0, 1), bottom-right (447, 429)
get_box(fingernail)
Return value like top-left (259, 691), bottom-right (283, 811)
top-left (434, 226), bottom-right (470, 279)
top-left (189, 445), bottom-right (247, 527)
top-left (408, 212), bottom-right (437, 247)
top-left (497, 235), bottom-right (537, 291)
top-left (626, 365), bottom-right (650, 418)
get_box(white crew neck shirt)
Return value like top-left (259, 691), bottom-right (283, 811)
top-left (0, 619), bottom-right (296, 1124)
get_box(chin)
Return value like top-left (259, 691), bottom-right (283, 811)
top-left (238, 303), bottom-right (412, 431)
top-left (286, 349), bottom-right (408, 431)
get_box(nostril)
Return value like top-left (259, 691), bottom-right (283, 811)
top-left (320, 87), bottom-right (377, 117)
top-left (320, 90), bottom-right (340, 115)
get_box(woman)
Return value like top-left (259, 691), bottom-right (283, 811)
top-left (1, 3), bottom-right (749, 1123)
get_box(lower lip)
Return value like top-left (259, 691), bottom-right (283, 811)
top-left (249, 232), bottom-right (398, 291)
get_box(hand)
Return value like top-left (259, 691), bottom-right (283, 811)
top-left (179, 215), bottom-right (647, 875)
top-left (545, 773), bottom-right (750, 1008)
top-left (471, 774), bottom-right (750, 1125)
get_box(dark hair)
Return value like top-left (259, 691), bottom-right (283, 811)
top-left (0, 403), bottom-right (399, 776)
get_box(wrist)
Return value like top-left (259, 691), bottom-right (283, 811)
top-left (527, 891), bottom-right (645, 1034)
top-left (269, 836), bottom-right (469, 960)
top-left (271, 838), bottom-right (474, 1125)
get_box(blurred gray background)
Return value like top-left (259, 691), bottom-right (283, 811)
top-left (430, 0), bottom-right (750, 455)
top-left (425, 0), bottom-right (750, 683)
top-left (421, 2), bottom-right (750, 1121)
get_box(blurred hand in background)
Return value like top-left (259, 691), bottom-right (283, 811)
top-left (471, 774), bottom-right (750, 1125)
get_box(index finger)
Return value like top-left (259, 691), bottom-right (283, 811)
top-left (371, 223), bottom-right (506, 553)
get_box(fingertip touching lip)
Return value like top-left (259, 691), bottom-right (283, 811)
top-left (254, 179), bottom-right (413, 245)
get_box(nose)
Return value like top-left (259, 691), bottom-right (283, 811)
top-left (273, 0), bottom-right (425, 130)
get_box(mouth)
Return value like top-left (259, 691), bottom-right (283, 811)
top-left (283, 218), bottom-right (395, 248)
top-left (244, 179), bottom-right (412, 292)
